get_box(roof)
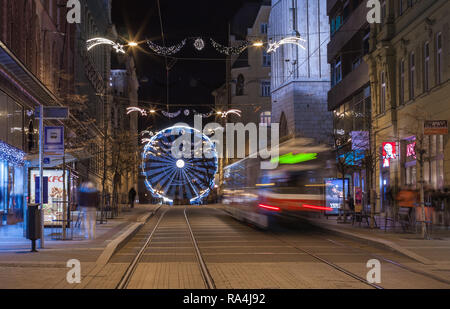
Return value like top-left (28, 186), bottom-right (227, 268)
top-left (232, 49), bottom-right (249, 69)
top-left (231, 2), bottom-right (266, 40)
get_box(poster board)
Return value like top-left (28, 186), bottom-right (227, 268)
top-left (325, 178), bottom-right (349, 215)
top-left (29, 169), bottom-right (69, 226)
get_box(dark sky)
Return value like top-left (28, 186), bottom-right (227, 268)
top-left (112, 0), bottom-right (263, 129)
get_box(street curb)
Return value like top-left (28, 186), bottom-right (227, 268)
top-left (77, 206), bottom-right (161, 289)
top-left (304, 218), bottom-right (434, 265)
top-left (96, 206), bottom-right (160, 266)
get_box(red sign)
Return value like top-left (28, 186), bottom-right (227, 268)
top-left (407, 142), bottom-right (416, 159)
top-left (382, 142), bottom-right (397, 168)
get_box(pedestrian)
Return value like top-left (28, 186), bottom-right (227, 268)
top-left (128, 188), bottom-right (137, 209)
top-left (78, 181), bottom-right (99, 240)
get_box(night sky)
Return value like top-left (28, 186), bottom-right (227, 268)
top-left (112, 0), bottom-right (262, 130)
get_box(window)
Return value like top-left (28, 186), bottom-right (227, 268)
top-left (261, 81), bottom-right (271, 97)
top-left (262, 51), bottom-right (271, 67)
top-left (424, 42), bottom-right (430, 92)
top-left (334, 56), bottom-right (342, 84)
top-left (289, 7), bottom-right (296, 33)
top-left (380, 71), bottom-right (386, 113)
top-left (409, 52), bottom-right (415, 99)
top-left (260, 23), bottom-right (268, 34)
top-left (260, 111), bottom-right (271, 126)
top-left (331, 15), bottom-right (343, 36)
top-left (436, 32), bottom-right (443, 85)
top-left (400, 59), bottom-right (405, 105)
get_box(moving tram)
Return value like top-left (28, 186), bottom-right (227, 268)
top-left (222, 138), bottom-right (335, 228)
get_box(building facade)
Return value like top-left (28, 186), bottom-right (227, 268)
top-left (0, 0), bottom-right (115, 234)
top-left (327, 0), bottom-right (372, 206)
top-left (213, 1), bottom-right (272, 162)
top-left (269, 0), bottom-right (332, 143)
top-left (110, 53), bottom-right (139, 204)
top-left (365, 0), bottom-right (450, 214)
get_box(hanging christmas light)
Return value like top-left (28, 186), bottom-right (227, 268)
top-left (162, 110), bottom-right (182, 118)
top-left (193, 110), bottom-right (215, 118)
top-left (218, 109), bottom-right (242, 118)
top-left (193, 38), bottom-right (205, 51)
top-left (210, 39), bottom-right (250, 55)
top-left (0, 140), bottom-right (25, 166)
top-left (127, 107), bottom-right (148, 116)
top-left (147, 39), bottom-right (187, 56)
top-left (267, 36), bottom-right (307, 53)
top-left (87, 38), bottom-right (125, 54)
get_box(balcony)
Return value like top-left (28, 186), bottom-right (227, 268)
top-left (328, 61), bottom-right (369, 111)
top-left (328, 1), bottom-right (368, 62)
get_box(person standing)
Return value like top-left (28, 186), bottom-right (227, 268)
top-left (78, 181), bottom-right (99, 240)
top-left (128, 188), bottom-right (137, 209)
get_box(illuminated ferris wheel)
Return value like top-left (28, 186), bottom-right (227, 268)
top-left (141, 126), bottom-right (218, 205)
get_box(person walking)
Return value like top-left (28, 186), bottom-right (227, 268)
top-left (128, 188), bottom-right (137, 209)
top-left (78, 181), bottom-right (99, 240)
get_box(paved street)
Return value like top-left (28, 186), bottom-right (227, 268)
top-left (1, 205), bottom-right (444, 289)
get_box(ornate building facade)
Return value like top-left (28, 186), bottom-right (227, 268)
top-left (269, 0), bottom-right (332, 143)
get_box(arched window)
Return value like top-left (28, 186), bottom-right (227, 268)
top-left (236, 74), bottom-right (245, 96)
top-left (280, 112), bottom-right (288, 138)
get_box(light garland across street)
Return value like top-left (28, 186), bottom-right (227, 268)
top-left (86, 38), bottom-right (125, 54)
top-left (267, 36), bottom-right (307, 53)
top-left (147, 39), bottom-right (187, 56)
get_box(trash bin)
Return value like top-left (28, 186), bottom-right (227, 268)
top-left (26, 204), bottom-right (42, 252)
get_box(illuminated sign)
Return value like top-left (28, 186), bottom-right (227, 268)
top-left (325, 178), bottom-right (349, 215)
top-left (406, 142), bottom-right (416, 159)
top-left (382, 142), bottom-right (397, 168)
top-left (271, 153), bottom-right (318, 165)
top-left (30, 169), bottom-right (69, 226)
top-left (424, 120), bottom-right (448, 135)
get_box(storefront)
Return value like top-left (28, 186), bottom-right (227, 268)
top-left (0, 141), bottom-right (26, 227)
top-left (0, 89), bottom-right (26, 228)
top-left (28, 169), bottom-right (76, 227)
top-left (401, 135), bottom-right (445, 189)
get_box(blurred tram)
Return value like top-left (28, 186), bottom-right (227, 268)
top-left (222, 138), bottom-right (335, 229)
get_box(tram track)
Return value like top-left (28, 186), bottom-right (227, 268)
top-left (218, 206), bottom-right (450, 289)
top-left (115, 206), bottom-right (215, 289)
top-left (106, 205), bottom-right (450, 289)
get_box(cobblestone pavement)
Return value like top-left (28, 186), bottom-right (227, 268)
top-left (2, 205), bottom-right (450, 289)
top-left (0, 205), bottom-right (158, 289)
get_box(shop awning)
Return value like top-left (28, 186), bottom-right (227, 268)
top-left (0, 40), bottom-right (60, 107)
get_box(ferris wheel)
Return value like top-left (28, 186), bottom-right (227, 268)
top-left (141, 126), bottom-right (218, 205)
